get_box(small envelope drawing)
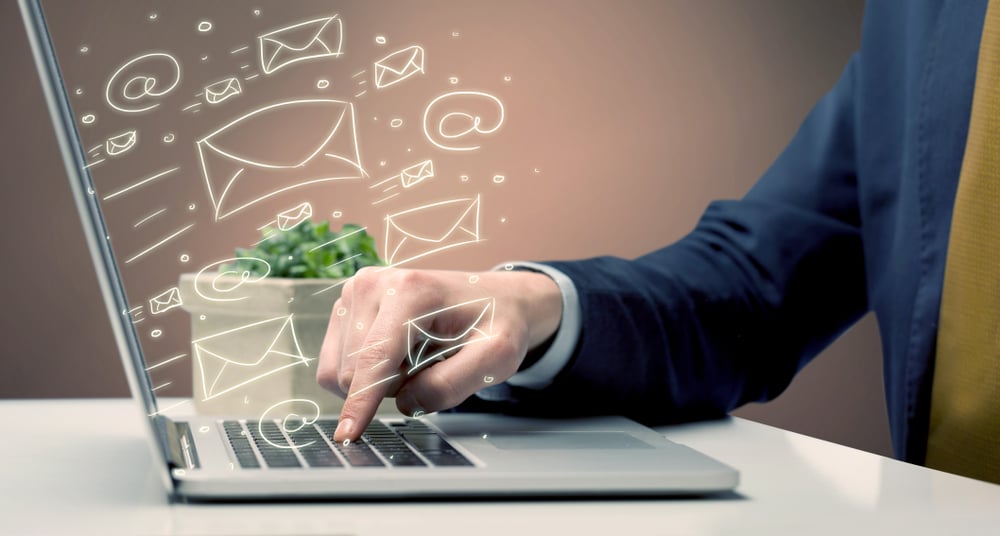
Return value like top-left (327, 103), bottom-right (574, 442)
top-left (384, 195), bottom-right (481, 266)
top-left (374, 45), bottom-right (425, 90)
top-left (277, 202), bottom-right (312, 231)
top-left (148, 287), bottom-right (183, 315)
top-left (196, 99), bottom-right (365, 221)
top-left (193, 315), bottom-right (310, 401)
top-left (405, 298), bottom-right (495, 373)
top-left (106, 130), bottom-right (137, 156)
top-left (204, 77), bottom-right (242, 105)
top-left (400, 159), bottom-right (434, 189)
top-left (258, 15), bottom-right (343, 75)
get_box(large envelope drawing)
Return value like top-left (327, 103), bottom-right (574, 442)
top-left (193, 315), bottom-right (310, 401)
top-left (277, 202), bottom-right (312, 231)
top-left (374, 45), bottom-right (425, 89)
top-left (196, 99), bottom-right (365, 221)
top-left (258, 15), bottom-right (343, 75)
top-left (405, 298), bottom-right (495, 374)
top-left (148, 287), bottom-right (182, 315)
top-left (204, 77), bottom-right (242, 105)
top-left (384, 195), bottom-right (481, 266)
top-left (400, 159), bottom-right (434, 188)
top-left (106, 129), bottom-right (137, 156)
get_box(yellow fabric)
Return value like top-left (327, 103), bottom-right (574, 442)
top-left (926, 0), bottom-right (1000, 484)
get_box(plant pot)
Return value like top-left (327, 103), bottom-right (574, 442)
top-left (179, 274), bottom-right (394, 417)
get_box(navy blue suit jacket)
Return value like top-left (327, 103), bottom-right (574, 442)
top-left (483, 1), bottom-right (988, 464)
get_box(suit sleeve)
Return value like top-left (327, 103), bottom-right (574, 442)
top-left (466, 55), bottom-right (868, 424)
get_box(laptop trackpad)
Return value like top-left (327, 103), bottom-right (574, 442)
top-left (484, 431), bottom-right (654, 450)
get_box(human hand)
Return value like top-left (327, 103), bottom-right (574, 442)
top-left (316, 267), bottom-right (562, 443)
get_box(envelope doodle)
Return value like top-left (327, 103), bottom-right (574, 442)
top-left (194, 315), bottom-right (310, 401)
top-left (148, 287), bottom-right (182, 315)
top-left (196, 99), bottom-right (366, 221)
top-left (405, 297), bottom-right (496, 374)
top-left (204, 77), bottom-right (242, 105)
top-left (276, 202), bottom-right (312, 231)
top-left (258, 15), bottom-right (344, 75)
top-left (400, 159), bottom-right (434, 188)
top-left (384, 196), bottom-right (481, 266)
top-left (105, 129), bottom-right (137, 156)
top-left (373, 45), bottom-right (425, 89)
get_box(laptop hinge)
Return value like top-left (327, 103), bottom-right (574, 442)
top-left (153, 415), bottom-right (200, 470)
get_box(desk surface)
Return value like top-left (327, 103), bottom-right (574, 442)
top-left (2, 398), bottom-right (998, 535)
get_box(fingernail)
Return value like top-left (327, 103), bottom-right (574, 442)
top-left (336, 418), bottom-right (355, 440)
top-left (412, 408), bottom-right (426, 419)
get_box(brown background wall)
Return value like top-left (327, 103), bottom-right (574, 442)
top-left (0, 0), bottom-right (890, 456)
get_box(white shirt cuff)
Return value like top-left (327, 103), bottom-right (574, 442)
top-left (492, 261), bottom-right (581, 390)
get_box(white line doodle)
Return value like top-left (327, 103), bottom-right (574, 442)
top-left (181, 102), bottom-right (202, 111)
top-left (149, 286), bottom-right (183, 315)
top-left (492, 174), bottom-right (505, 184)
top-left (276, 202), bottom-right (312, 231)
top-left (231, 45), bottom-right (249, 54)
top-left (383, 195), bottom-right (481, 267)
top-left (88, 144), bottom-right (101, 154)
top-left (404, 297), bottom-right (496, 374)
top-left (150, 329), bottom-right (163, 338)
top-left (371, 193), bottom-right (399, 205)
top-left (257, 399), bottom-right (321, 449)
top-left (194, 315), bottom-right (311, 401)
top-left (422, 91), bottom-right (505, 152)
top-left (347, 339), bottom-right (389, 358)
top-left (162, 133), bottom-right (175, 143)
top-left (240, 64), bottom-right (251, 70)
top-left (81, 114), bottom-right (96, 124)
top-left (258, 15), bottom-right (343, 75)
top-left (243, 74), bottom-right (260, 81)
top-left (105, 52), bottom-right (181, 114)
top-left (349, 373), bottom-right (400, 397)
top-left (308, 226), bottom-right (368, 253)
top-left (148, 399), bottom-right (191, 417)
top-left (105, 129), bottom-right (137, 156)
top-left (197, 21), bottom-right (213, 33)
top-left (83, 158), bottom-right (105, 170)
top-left (152, 381), bottom-right (172, 392)
top-left (317, 79), bottom-right (330, 89)
top-left (373, 45), bottom-right (425, 90)
top-left (125, 224), bottom-right (194, 264)
top-left (400, 159), bottom-right (434, 188)
top-left (327, 253), bottom-right (361, 269)
top-left (204, 77), bottom-right (242, 105)
top-left (145, 353), bottom-right (187, 372)
top-left (354, 90), bottom-right (367, 98)
top-left (127, 305), bottom-right (145, 325)
top-left (389, 118), bottom-right (403, 128)
top-left (196, 99), bottom-right (366, 221)
top-left (194, 257), bottom-right (271, 302)
top-left (103, 167), bottom-right (178, 201)
top-left (310, 278), bottom-right (349, 297)
top-left (351, 70), bottom-right (366, 79)
top-left (375, 35), bottom-right (386, 45)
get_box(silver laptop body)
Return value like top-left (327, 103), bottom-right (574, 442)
top-left (20, 0), bottom-right (738, 500)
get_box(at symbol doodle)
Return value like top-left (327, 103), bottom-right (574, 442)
top-left (422, 91), bottom-right (505, 152)
top-left (105, 52), bottom-right (182, 114)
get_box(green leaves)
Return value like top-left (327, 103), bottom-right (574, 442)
top-left (220, 220), bottom-right (384, 279)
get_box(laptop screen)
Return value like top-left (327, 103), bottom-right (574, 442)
top-left (28, 0), bottom-right (522, 420)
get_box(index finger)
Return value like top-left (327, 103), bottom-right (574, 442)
top-left (333, 302), bottom-right (412, 443)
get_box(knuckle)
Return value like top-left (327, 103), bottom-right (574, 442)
top-left (337, 370), bottom-right (354, 395)
top-left (423, 367), bottom-right (464, 409)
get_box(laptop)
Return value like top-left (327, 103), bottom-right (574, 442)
top-left (19, 0), bottom-right (738, 500)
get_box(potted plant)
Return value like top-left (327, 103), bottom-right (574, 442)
top-left (180, 219), bottom-right (385, 416)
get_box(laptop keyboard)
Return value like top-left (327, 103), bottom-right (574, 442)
top-left (222, 418), bottom-right (474, 469)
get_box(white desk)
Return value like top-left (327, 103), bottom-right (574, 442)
top-left (2, 399), bottom-right (998, 535)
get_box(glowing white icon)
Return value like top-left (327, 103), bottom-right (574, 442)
top-left (195, 99), bottom-right (366, 221)
top-left (258, 15), bottom-right (344, 75)
top-left (422, 91), bottom-right (505, 152)
top-left (105, 52), bottom-right (181, 114)
top-left (400, 159), bottom-right (434, 188)
top-left (148, 287), bottom-right (183, 315)
top-left (194, 257), bottom-right (271, 302)
top-left (197, 21), bottom-right (213, 33)
top-left (373, 45), bottom-right (425, 90)
top-left (105, 129), bottom-right (137, 156)
top-left (194, 315), bottom-right (310, 401)
top-left (384, 195), bottom-right (481, 267)
top-left (258, 399), bottom-right (320, 449)
top-left (276, 202), bottom-right (312, 231)
top-left (204, 77), bottom-right (242, 105)
top-left (405, 297), bottom-right (496, 375)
